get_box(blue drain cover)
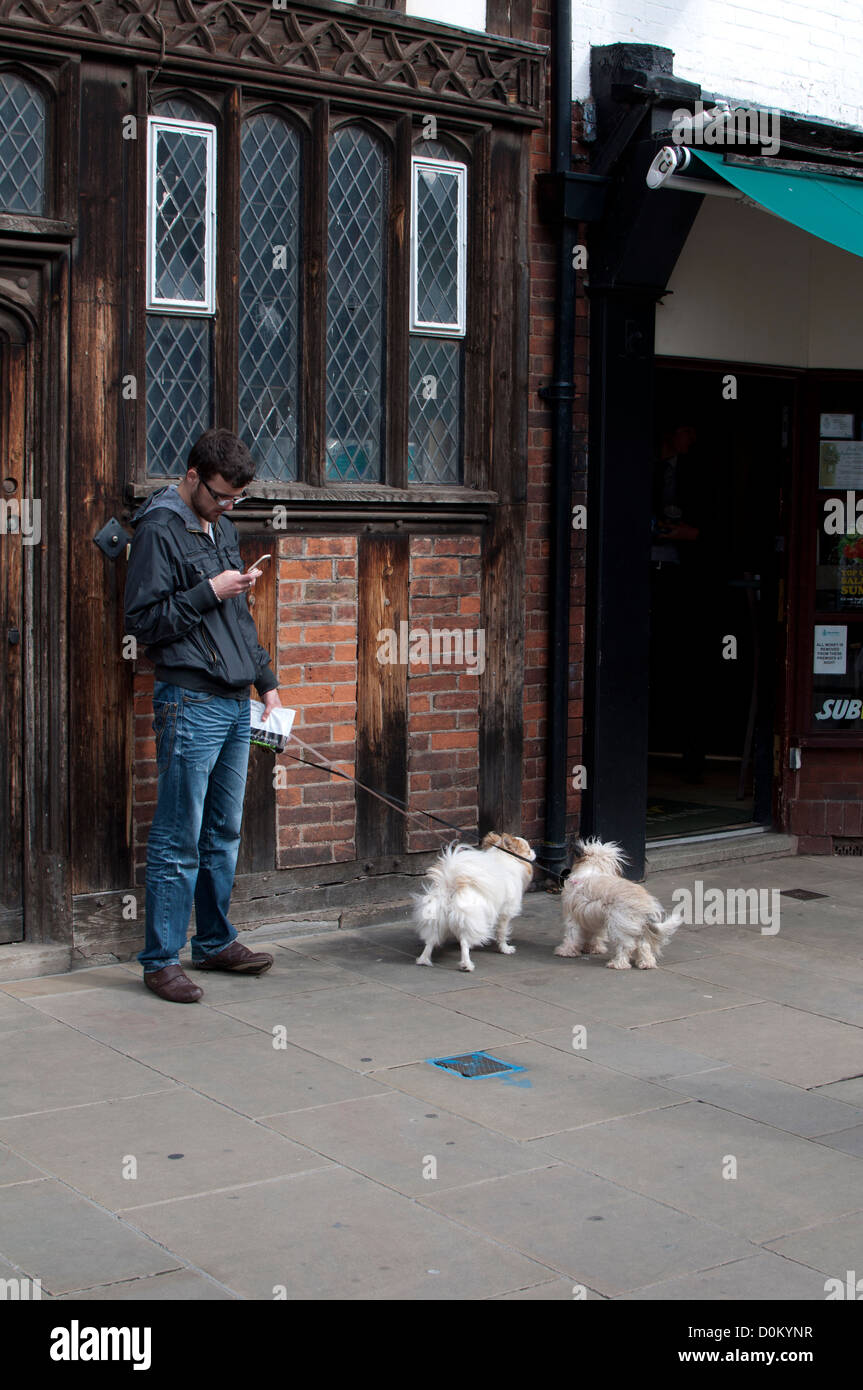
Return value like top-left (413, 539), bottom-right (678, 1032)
top-left (426, 1051), bottom-right (525, 1080)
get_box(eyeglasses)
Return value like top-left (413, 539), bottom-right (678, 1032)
top-left (198, 477), bottom-right (250, 507)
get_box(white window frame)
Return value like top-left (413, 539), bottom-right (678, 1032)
top-left (410, 156), bottom-right (467, 337)
top-left (147, 116), bottom-right (217, 315)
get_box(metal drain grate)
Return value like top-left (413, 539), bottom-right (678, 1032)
top-left (834, 839), bottom-right (863, 857)
top-left (780, 888), bottom-right (829, 901)
top-left (427, 1051), bottom-right (525, 1080)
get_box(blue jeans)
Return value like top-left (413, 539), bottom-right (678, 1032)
top-left (140, 683), bottom-right (251, 974)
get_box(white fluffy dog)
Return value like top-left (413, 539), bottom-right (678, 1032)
top-left (414, 832), bottom-right (536, 972)
top-left (556, 838), bottom-right (683, 970)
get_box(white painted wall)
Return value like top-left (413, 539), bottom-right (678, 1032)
top-left (405, 0), bottom-right (487, 33)
top-left (655, 194), bottom-right (863, 369)
top-left (574, 0), bottom-right (863, 129)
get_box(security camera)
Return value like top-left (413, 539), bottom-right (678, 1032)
top-left (646, 144), bottom-right (691, 189)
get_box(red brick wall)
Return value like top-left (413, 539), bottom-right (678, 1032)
top-left (407, 535), bottom-right (481, 853)
top-left (787, 747), bottom-right (863, 853)
top-left (275, 534), bottom-right (358, 867)
top-left (522, 0), bottom-right (589, 846)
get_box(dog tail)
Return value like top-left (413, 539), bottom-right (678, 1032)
top-left (646, 905), bottom-right (684, 943)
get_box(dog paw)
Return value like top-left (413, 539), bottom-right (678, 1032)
top-left (498, 944), bottom-right (516, 955)
top-left (636, 960), bottom-right (657, 969)
top-left (459, 961), bottom-right (475, 972)
top-left (606, 959), bottom-right (631, 970)
top-left (554, 944), bottom-right (579, 957)
top-left (416, 956), bottom-right (432, 967)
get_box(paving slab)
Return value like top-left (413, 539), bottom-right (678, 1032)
top-left (621, 1252), bottom-right (827, 1300)
top-left (0, 991), bottom-right (60, 1033)
top-left (55, 1270), bottom-right (237, 1301)
top-left (0, 1021), bottom-right (180, 1120)
top-left (211, 981), bottom-right (523, 1072)
top-left (265, 1089), bottom-right (557, 1196)
top-left (670, 924), bottom-right (863, 985)
top-left (430, 983), bottom-right (594, 1036)
top-left (528, 1019), bottom-right (729, 1082)
top-left (0, 1142), bottom-right (45, 1188)
top-left (666, 952), bottom-right (863, 1026)
top-left (0, 1180), bottom-right (181, 1295)
top-left (492, 1278), bottom-right (607, 1300)
top-left (810, 1124), bottom-right (863, 1157)
top-left (373, 1040), bottom-right (683, 1141)
top-left (0, 1089), bottom-right (332, 1210)
top-left (502, 960), bottom-right (761, 1028)
top-left (529, 1101), bottom-right (863, 1243)
top-left (126, 1167), bottom-right (554, 1300)
top-left (765, 1210), bottom-right (863, 1277)
top-left (21, 976), bottom-right (260, 1057)
top-left (813, 1077), bottom-right (863, 1107)
top-left (135, 1032), bottom-right (391, 1117)
top-left (420, 1164), bottom-right (755, 1298)
top-left (633, 1001), bottom-right (863, 1088)
top-left (654, 1066), bottom-right (863, 1138)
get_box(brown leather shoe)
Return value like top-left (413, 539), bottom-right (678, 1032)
top-left (144, 964), bottom-right (204, 1003)
top-left (191, 940), bottom-right (274, 975)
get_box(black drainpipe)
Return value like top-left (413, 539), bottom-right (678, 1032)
top-left (535, 0), bottom-right (575, 882)
top-left (536, 6), bottom-right (608, 881)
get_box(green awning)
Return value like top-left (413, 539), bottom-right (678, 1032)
top-left (692, 148), bottom-right (863, 258)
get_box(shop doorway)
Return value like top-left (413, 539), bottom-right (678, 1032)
top-left (647, 363), bottom-right (793, 841)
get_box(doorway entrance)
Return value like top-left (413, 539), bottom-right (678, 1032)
top-left (647, 362), bottom-right (793, 841)
top-left (0, 304), bottom-right (28, 941)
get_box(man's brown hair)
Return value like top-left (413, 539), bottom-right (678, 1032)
top-left (188, 429), bottom-right (256, 487)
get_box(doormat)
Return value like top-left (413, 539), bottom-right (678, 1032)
top-left (426, 1051), bottom-right (524, 1080)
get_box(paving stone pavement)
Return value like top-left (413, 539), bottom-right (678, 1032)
top-left (1, 854), bottom-right (861, 1301)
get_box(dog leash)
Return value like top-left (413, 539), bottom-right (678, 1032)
top-left (281, 731), bottom-right (564, 884)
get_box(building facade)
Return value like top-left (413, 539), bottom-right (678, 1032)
top-left (573, 5), bottom-right (863, 874)
top-left (0, 0), bottom-right (578, 969)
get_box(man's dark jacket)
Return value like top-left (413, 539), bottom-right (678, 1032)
top-left (124, 486), bottom-right (277, 698)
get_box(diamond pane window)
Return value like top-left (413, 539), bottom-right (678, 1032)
top-left (147, 116), bottom-right (216, 313)
top-left (0, 75), bottom-right (46, 215)
top-left (239, 115), bottom-right (301, 481)
top-left (145, 316), bottom-right (213, 476)
top-left (326, 126), bottom-right (387, 482)
top-left (409, 338), bottom-right (462, 485)
top-left (411, 156), bottom-right (466, 336)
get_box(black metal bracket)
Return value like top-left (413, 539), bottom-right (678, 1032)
top-left (535, 170), bottom-right (610, 225)
top-left (93, 517), bottom-right (132, 560)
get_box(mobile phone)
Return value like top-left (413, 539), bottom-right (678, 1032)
top-left (245, 554), bottom-right (272, 573)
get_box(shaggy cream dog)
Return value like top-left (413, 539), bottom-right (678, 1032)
top-left (414, 832), bottom-right (536, 972)
top-left (556, 838), bottom-right (683, 969)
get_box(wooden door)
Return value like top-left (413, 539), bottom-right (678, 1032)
top-left (0, 309), bottom-right (27, 942)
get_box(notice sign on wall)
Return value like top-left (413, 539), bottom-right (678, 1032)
top-left (820, 441), bottom-right (863, 489)
top-left (814, 624), bottom-right (848, 674)
top-left (820, 413), bottom-right (855, 439)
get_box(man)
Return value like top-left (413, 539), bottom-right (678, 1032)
top-left (124, 429), bottom-right (282, 1003)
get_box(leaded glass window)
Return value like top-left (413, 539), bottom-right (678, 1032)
top-left (411, 156), bottom-right (466, 335)
top-left (326, 126), bottom-right (388, 482)
top-left (0, 75), bottom-right (46, 216)
top-left (147, 115), bottom-right (216, 313)
top-left (145, 99), bottom-right (215, 476)
top-left (239, 115), bottom-right (301, 481)
top-left (408, 141), bottom-right (466, 485)
top-left (145, 317), bottom-right (213, 476)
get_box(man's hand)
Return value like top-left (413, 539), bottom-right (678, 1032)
top-left (260, 688), bottom-right (282, 723)
top-left (210, 569), bottom-right (258, 600)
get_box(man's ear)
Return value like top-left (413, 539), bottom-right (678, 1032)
top-left (481, 832), bottom-right (502, 849)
